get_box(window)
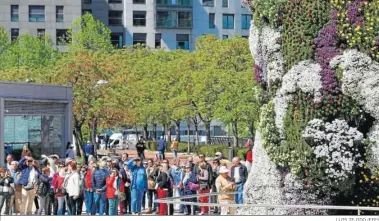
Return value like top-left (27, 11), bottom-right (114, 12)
top-left (222, 14), bottom-right (234, 29)
top-left (242, 35), bottom-right (249, 39)
top-left (156, 11), bottom-right (174, 28)
top-left (56, 6), bottom-right (64, 22)
top-left (176, 34), bottom-right (189, 50)
top-left (209, 13), bottom-right (215, 29)
top-left (29, 6), bottom-right (45, 22)
top-left (109, 10), bottom-right (123, 26)
top-left (11, 5), bottom-right (19, 22)
top-left (37, 29), bottom-right (45, 39)
top-left (56, 29), bottom-right (69, 45)
top-left (242, 14), bottom-right (252, 29)
top-left (155, 33), bottom-right (162, 48)
top-left (178, 12), bottom-right (192, 28)
top-left (202, 0), bottom-right (214, 7)
top-left (111, 33), bottom-right (123, 48)
top-left (109, 0), bottom-right (122, 3)
top-left (222, 0), bottom-right (228, 7)
top-left (222, 35), bottom-right (228, 40)
top-left (156, 0), bottom-right (191, 6)
top-left (11, 29), bottom-right (19, 42)
top-left (133, 0), bottom-right (146, 3)
top-left (82, 9), bottom-right (92, 15)
top-left (133, 11), bottom-right (146, 26)
top-left (84, 0), bottom-right (92, 3)
top-left (133, 33), bottom-right (146, 46)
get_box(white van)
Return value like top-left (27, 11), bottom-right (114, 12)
top-left (109, 133), bottom-right (126, 149)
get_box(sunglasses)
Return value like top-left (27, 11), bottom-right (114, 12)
top-left (107, 160), bottom-right (112, 162)
top-left (27, 160), bottom-right (33, 163)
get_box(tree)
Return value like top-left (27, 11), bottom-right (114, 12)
top-left (0, 27), bottom-right (9, 55)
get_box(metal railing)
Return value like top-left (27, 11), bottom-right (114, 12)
top-left (154, 191), bottom-right (379, 215)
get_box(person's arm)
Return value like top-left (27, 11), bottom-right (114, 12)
top-left (39, 174), bottom-right (50, 183)
top-left (243, 166), bottom-right (248, 183)
top-left (126, 159), bottom-right (136, 171)
top-left (18, 158), bottom-right (27, 170)
top-left (198, 170), bottom-right (209, 181)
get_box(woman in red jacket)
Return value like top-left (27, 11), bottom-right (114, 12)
top-left (106, 169), bottom-right (120, 216)
top-left (245, 139), bottom-right (253, 174)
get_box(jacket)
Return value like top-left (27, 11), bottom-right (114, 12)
top-left (106, 176), bottom-right (120, 199)
top-left (91, 169), bottom-right (108, 192)
top-left (37, 174), bottom-right (51, 196)
top-left (0, 176), bottom-right (14, 193)
top-left (170, 167), bottom-right (182, 186)
top-left (53, 175), bottom-right (65, 197)
top-left (84, 169), bottom-right (93, 190)
top-left (127, 159), bottom-right (148, 190)
top-left (156, 171), bottom-right (170, 189)
top-left (194, 161), bottom-right (213, 186)
top-left (246, 150), bottom-right (253, 163)
top-left (18, 158), bottom-right (40, 187)
top-left (157, 139), bottom-right (166, 152)
top-left (215, 175), bottom-right (236, 201)
top-left (197, 169), bottom-right (209, 186)
top-left (64, 171), bottom-right (80, 197)
top-left (84, 144), bottom-right (94, 156)
top-left (136, 141), bottom-right (146, 153)
top-left (231, 164), bottom-right (248, 184)
top-left (182, 171), bottom-right (197, 195)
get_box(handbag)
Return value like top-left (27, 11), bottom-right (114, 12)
top-left (118, 192), bottom-right (126, 201)
top-left (188, 182), bottom-right (199, 191)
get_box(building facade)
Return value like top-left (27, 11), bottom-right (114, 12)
top-left (0, 81), bottom-right (73, 165)
top-left (0, 0), bottom-right (251, 50)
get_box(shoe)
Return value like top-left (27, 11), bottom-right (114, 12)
top-left (178, 211), bottom-right (184, 214)
top-left (138, 212), bottom-right (142, 215)
top-left (185, 213), bottom-right (191, 215)
top-left (146, 207), bottom-right (152, 214)
top-left (199, 212), bottom-right (204, 215)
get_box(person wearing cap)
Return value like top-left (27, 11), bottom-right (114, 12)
top-left (65, 145), bottom-right (75, 160)
top-left (18, 156), bottom-right (40, 215)
top-left (91, 160), bottom-right (108, 215)
top-left (215, 166), bottom-right (237, 215)
top-left (215, 152), bottom-right (230, 167)
top-left (181, 162), bottom-right (197, 215)
top-left (126, 157), bottom-right (148, 215)
top-left (231, 157), bottom-right (248, 205)
top-left (8, 161), bottom-right (21, 215)
top-left (136, 136), bottom-right (146, 161)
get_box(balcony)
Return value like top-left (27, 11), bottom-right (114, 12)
top-left (156, 0), bottom-right (192, 7)
top-left (156, 11), bottom-right (192, 28)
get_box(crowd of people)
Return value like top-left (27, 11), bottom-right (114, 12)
top-left (0, 138), bottom-right (254, 216)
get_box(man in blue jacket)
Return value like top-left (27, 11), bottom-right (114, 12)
top-left (127, 157), bottom-right (148, 215)
top-left (84, 141), bottom-right (94, 164)
top-left (231, 157), bottom-right (248, 205)
top-left (18, 156), bottom-right (40, 215)
top-left (91, 161), bottom-right (108, 215)
top-left (157, 137), bottom-right (166, 161)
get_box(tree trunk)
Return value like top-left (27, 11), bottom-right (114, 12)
top-left (232, 121), bottom-right (239, 147)
top-left (194, 122), bottom-right (199, 146)
top-left (163, 124), bottom-right (166, 140)
top-left (91, 118), bottom-right (98, 150)
top-left (248, 120), bottom-right (255, 140)
top-left (167, 123), bottom-right (172, 142)
top-left (73, 122), bottom-right (84, 158)
top-left (175, 120), bottom-right (181, 142)
top-left (153, 123), bottom-right (157, 140)
top-left (204, 121), bottom-right (211, 145)
top-left (143, 123), bottom-right (148, 139)
top-left (135, 125), bottom-right (139, 139)
top-left (187, 121), bottom-right (191, 153)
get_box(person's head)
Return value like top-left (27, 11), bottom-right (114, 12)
top-left (143, 161), bottom-right (148, 168)
top-left (139, 136), bottom-right (144, 141)
top-left (174, 137), bottom-right (178, 141)
top-left (219, 166), bottom-right (229, 178)
top-left (106, 158), bottom-right (112, 167)
top-left (110, 169), bottom-right (118, 177)
top-left (213, 159), bottom-right (220, 167)
top-left (198, 154), bottom-right (205, 162)
top-left (232, 157), bottom-right (240, 167)
top-left (134, 157), bottom-right (141, 166)
top-left (147, 159), bottom-right (153, 167)
top-left (88, 160), bottom-right (96, 170)
top-left (6, 154), bottom-right (13, 164)
top-left (11, 161), bottom-right (18, 171)
top-left (245, 139), bottom-right (254, 149)
top-left (42, 167), bottom-right (50, 176)
top-left (51, 155), bottom-right (59, 164)
top-left (112, 159), bottom-right (119, 168)
top-left (80, 165), bottom-right (87, 174)
top-left (180, 164), bottom-right (186, 171)
top-left (0, 168), bottom-right (6, 177)
top-left (215, 152), bottom-right (222, 160)
top-left (59, 167), bottom-right (66, 177)
top-left (87, 141), bottom-right (91, 145)
top-left (121, 153), bottom-right (129, 162)
top-left (27, 158), bottom-right (34, 168)
top-left (199, 162), bottom-right (207, 170)
top-left (173, 159), bottom-right (179, 166)
top-left (185, 163), bottom-right (192, 173)
top-left (160, 136), bottom-right (164, 140)
top-left (187, 156), bottom-right (193, 164)
top-left (68, 161), bottom-right (77, 172)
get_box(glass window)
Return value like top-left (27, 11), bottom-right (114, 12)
top-left (222, 14), bottom-right (234, 29)
top-left (178, 11), bottom-right (192, 28)
top-left (82, 9), bottom-right (92, 15)
top-left (176, 34), bottom-right (189, 50)
top-left (209, 13), bottom-right (215, 29)
top-left (223, 35), bottom-right (228, 40)
top-left (56, 6), bottom-right (64, 22)
top-left (109, 10), bottom-right (123, 26)
top-left (156, 11), bottom-right (175, 28)
top-left (84, 0), bottom-right (92, 3)
top-left (133, 11), bottom-right (146, 26)
top-left (56, 29), bottom-right (69, 45)
top-left (222, 0), bottom-right (228, 7)
top-left (11, 5), bottom-right (19, 22)
top-left (37, 29), bottom-right (45, 39)
top-left (241, 14), bottom-right (252, 30)
top-left (133, 33), bottom-right (146, 46)
top-left (11, 29), bottom-right (19, 42)
top-left (202, 0), bottom-right (214, 7)
top-left (109, 0), bottom-right (122, 3)
top-left (155, 33), bottom-right (162, 48)
top-left (133, 0), bottom-right (146, 3)
top-left (29, 6), bottom-right (45, 22)
top-left (111, 33), bottom-right (123, 48)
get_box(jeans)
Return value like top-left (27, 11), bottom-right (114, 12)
top-left (57, 196), bottom-right (65, 215)
top-left (147, 189), bottom-right (157, 210)
top-left (92, 192), bottom-right (106, 215)
top-left (131, 188), bottom-right (144, 213)
top-left (76, 195), bottom-right (84, 215)
top-left (173, 151), bottom-right (178, 159)
top-left (85, 190), bottom-right (93, 214)
top-left (0, 192), bottom-right (10, 214)
top-left (176, 189), bottom-right (185, 212)
top-left (158, 151), bottom-right (165, 160)
top-left (37, 195), bottom-right (50, 215)
top-left (235, 183), bottom-right (244, 204)
top-left (108, 198), bottom-right (119, 215)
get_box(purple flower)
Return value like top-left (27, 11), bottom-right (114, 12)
top-left (254, 64), bottom-right (262, 83)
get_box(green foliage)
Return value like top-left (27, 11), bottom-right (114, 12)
top-left (0, 27), bottom-right (9, 54)
top-left (258, 100), bottom-right (281, 155)
top-left (251, 0), bottom-right (287, 28)
top-left (280, 0), bottom-right (330, 71)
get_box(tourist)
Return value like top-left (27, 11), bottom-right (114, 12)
top-left (136, 136), bottom-right (146, 160)
top-left (122, 163), bottom-right (132, 214)
top-left (126, 157), bottom-right (148, 215)
top-left (106, 169), bottom-right (121, 215)
top-left (156, 161), bottom-right (174, 215)
top-left (186, 156), bottom-right (196, 171)
top-left (245, 139), bottom-right (253, 174)
top-left (170, 159), bottom-right (182, 212)
top-left (37, 167), bottom-right (52, 215)
top-left (216, 166), bottom-right (237, 215)
top-left (197, 162), bottom-right (210, 215)
top-left (6, 154), bottom-right (13, 171)
top-left (141, 160), bottom-right (148, 211)
top-left (18, 156), bottom-right (40, 215)
top-left (182, 163), bottom-right (198, 215)
top-left (65, 145), bottom-right (75, 160)
top-left (0, 168), bottom-right (13, 215)
top-left (64, 161), bottom-right (80, 215)
top-left (84, 141), bottom-right (95, 164)
top-left (91, 161), bottom-right (108, 215)
top-left (171, 138), bottom-right (179, 159)
top-left (8, 161), bottom-right (21, 215)
top-left (176, 163), bottom-right (186, 214)
top-left (157, 137), bottom-right (166, 160)
top-left (21, 146), bottom-right (32, 159)
top-left (84, 160), bottom-right (95, 215)
top-left (76, 165), bottom-right (86, 216)
top-left (52, 164), bottom-right (66, 215)
top-left (215, 152), bottom-right (229, 167)
top-left (211, 159), bottom-right (220, 214)
top-left (231, 157), bottom-right (248, 205)
top-left (146, 159), bottom-right (158, 214)
top-left (119, 153), bottom-right (129, 169)
top-left (105, 158), bottom-right (113, 175)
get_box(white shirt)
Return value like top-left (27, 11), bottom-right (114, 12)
top-left (234, 167), bottom-right (240, 183)
top-left (27, 167), bottom-right (37, 187)
top-left (64, 172), bottom-right (80, 197)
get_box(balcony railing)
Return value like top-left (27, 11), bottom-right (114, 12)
top-left (156, 0), bottom-right (192, 7)
top-left (178, 19), bottom-right (192, 28)
top-left (156, 18), bottom-right (191, 28)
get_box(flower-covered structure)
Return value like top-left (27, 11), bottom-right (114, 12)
top-left (240, 0), bottom-right (379, 215)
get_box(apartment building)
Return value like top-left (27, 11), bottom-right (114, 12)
top-left (0, 0), bottom-right (251, 50)
top-left (0, 0), bottom-right (81, 49)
